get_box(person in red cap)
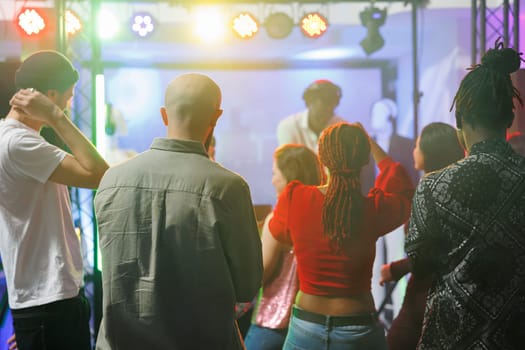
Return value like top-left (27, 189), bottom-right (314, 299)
top-left (0, 50), bottom-right (108, 350)
top-left (277, 80), bottom-right (344, 152)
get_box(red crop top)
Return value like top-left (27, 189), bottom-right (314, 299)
top-left (269, 157), bottom-right (414, 297)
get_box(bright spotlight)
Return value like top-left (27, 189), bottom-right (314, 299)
top-left (17, 8), bottom-right (46, 36)
top-left (232, 12), bottom-right (258, 39)
top-left (193, 8), bottom-right (227, 43)
top-left (300, 12), bottom-right (328, 38)
top-left (131, 13), bottom-right (155, 38)
top-left (359, 6), bottom-right (387, 55)
top-left (98, 10), bottom-right (119, 40)
top-left (265, 12), bottom-right (294, 39)
top-left (66, 10), bottom-right (82, 36)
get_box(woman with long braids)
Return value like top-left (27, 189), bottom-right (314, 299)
top-left (269, 122), bottom-right (414, 349)
top-left (406, 41), bottom-right (525, 349)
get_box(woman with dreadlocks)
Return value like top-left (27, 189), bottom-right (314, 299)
top-left (405, 41), bottom-right (525, 349)
top-left (269, 122), bottom-right (414, 349)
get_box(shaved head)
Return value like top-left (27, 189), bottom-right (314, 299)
top-left (165, 73), bottom-right (221, 118)
top-left (162, 73), bottom-right (222, 141)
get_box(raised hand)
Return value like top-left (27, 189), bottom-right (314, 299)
top-left (9, 88), bottom-right (62, 126)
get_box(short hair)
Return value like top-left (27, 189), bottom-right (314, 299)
top-left (419, 122), bottom-right (464, 173)
top-left (274, 144), bottom-right (324, 186)
top-left (451, 39), bottom-right (523, 130)
top-left (318, 123), bottom-right (370, 248)
top-left (15, 50), bottom-right (79, 93)
top-left (302, 80), bottom-right (342, 106)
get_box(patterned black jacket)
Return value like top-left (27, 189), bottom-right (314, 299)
top-left (406, 138), bottom-right (525, 350)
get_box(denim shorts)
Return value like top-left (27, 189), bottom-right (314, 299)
top-left (283, 307), bottom-right (388, 350)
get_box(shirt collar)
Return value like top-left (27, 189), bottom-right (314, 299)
top-left (469, 138), bottom-right (512, 156)
top-left (298, 110), bottom-right (310, 129)
top-left (150, 138), bottom-right (208, 157)
top-left (299, 110), bottom-right (340, 130)
top-left (2, 117), bottom-right (40, 135)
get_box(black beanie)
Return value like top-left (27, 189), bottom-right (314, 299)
top-left (14, 50), bottom-right (79, 93)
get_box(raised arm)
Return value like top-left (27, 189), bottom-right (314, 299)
top-left (379, 258), bottom-right (411, 286)
top-left (368, 131), bottom-right (389, 164)
top-left (10, 89), bottom-right (109, 189)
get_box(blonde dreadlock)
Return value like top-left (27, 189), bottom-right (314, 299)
top-left (318, 123), bottom-right (370, 249)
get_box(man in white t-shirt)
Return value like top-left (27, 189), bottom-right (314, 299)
top-left (0, 50), bottom-right (108, 350)
top-left (276, 80), bottom-right (345, 151)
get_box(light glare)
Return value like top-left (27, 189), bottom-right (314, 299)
top-left (98, 10), bottom-right (119, 40)
top-left (132, 14), bottom-right (155, 38)
top-left (18, 9), bottom-right (45, 36)
top-left (301, 13), bottom-right (328, 38)
top-left (193, 8), bottom-right (227, 43)
top-left (232, 13), bottom-right (258, 39)
top-left (95, 74), bottom-right (108, 159)
top-left (66, 10), bottom-right (82, 35)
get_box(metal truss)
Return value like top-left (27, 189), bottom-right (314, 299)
top-left (58, 0), bottom-right (103, 344)
top-left (471, 0), bottom-right (520, 65)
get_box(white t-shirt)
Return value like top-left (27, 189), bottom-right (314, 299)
top-left (0, 118), bottom-right (83, 309)
top-left (276, 110), bottom-right (345, 152)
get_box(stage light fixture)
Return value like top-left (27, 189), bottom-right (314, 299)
top-left (300, 12), bottom-right (328, 38)
top-left (232, 12), bottom-right (258, 39)
top-left (264, 12), bottom-right (294, 39)
top-left (66, 10), bottom-right (82, 36)
top-left (17, 8), bottom-right (46, 36)
top-left (131, 13), bottom-right (155, 38)
top-left (359, 6), bottom-right (387, 55)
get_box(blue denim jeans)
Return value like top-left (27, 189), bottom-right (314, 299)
top-left (244, 324), bottom-right (287, 350)
top-left (283, 308), bottom-right (388, 350)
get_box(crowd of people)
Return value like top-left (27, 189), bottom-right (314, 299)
top-left (0, 41), bottom-right (524, 350)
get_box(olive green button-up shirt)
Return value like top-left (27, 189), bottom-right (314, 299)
top-left (94, 138), bottom-right (262, 350)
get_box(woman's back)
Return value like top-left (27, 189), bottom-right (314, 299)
top-left (270, 158), bottom-right (413, 306)
top-left (269, 123), bottom-right (414, 350)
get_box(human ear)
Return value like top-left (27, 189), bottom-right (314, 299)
top-left (210, 108), bottom-right (223, 127)
top-left (160, 106), bottom-right (168, 126)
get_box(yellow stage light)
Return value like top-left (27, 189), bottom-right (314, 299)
top-left (232, 12), bottom-right (258, 39)
top-left (300, 12), bottom-right (328, 38)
